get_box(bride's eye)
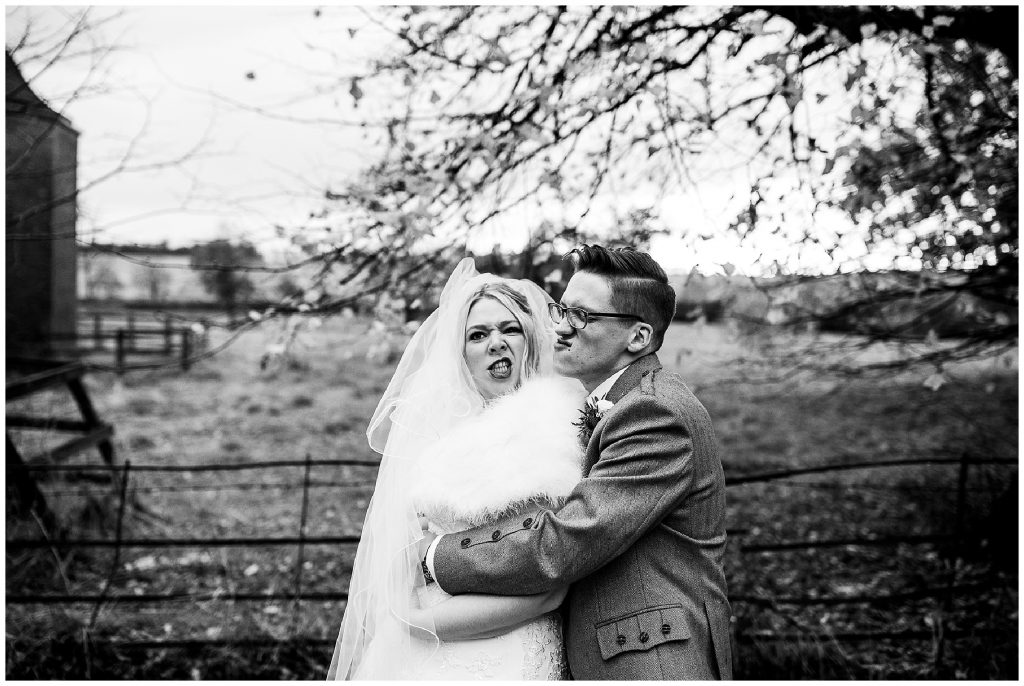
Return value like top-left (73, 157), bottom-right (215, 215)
top-left (467, 331), bottom-right (486, 341)
top-left (504, 326), bottom-right (522, 335)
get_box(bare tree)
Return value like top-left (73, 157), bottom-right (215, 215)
top-left (298, 5), bottom-right (1016, 375)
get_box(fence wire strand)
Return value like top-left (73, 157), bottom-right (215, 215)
top-left (6, 451), bottom-right (1017, 658)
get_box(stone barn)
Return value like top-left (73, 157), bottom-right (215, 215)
top-left (6, 52), bottom-right (79, 357)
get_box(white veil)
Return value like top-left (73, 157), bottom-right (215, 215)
top-left (328, 257), bottom-right (557, 680)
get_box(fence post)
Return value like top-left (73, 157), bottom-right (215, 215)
top-left (127, 312), bottom-right (135, 352)
top-left (180, 330), bottom-right (191, 371)
top-left (293, 453), bottom-right (313, 627)
top-left (164, 319), bottom-right (173, 355)
top-left (93, 314), bottom-right (102, 351)
top-left (954, 453), bottom-right (969, 554)
top-left (934, 452), bottom-right (970, 677)
top-left (85, 460), bottom-right (131, 676)
top-left (115, 330), bottom-right (126, 375)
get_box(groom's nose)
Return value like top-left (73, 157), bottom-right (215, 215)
top-left (554, 316), bottom-right (576, 337)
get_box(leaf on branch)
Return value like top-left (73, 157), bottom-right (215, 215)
top-left (859, 23), bottom-right (877, 40)
top-left (349, 78), bottom-right (363, 103)
top-left (783, 83), bottom-right (802, 112)
top-left (932, 15), bottom-right (954, 27)
top-left (430, 90), bottom-right (441, 104)
top-left (742, 17), bottom-right (766, 36)
top-left (625, 43), bottom-right (650, 65)
top-left (922, 372), bottom-right (946, 392)
top-left (755, 51), bottom-right (785, 70)
top-left (828, 29), bottom-right (851, 48)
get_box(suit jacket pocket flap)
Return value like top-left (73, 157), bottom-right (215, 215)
top-left (595, 605), bottom-right (690, 661)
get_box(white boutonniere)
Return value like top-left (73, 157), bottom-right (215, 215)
top-left (574, 397), bottom-right (615, 446)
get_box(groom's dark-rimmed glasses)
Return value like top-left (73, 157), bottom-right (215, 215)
top-left (548, 302), bottom-right (644, 330)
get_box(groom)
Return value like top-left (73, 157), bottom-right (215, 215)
top-left (422, 244), bottom-right (732, 680)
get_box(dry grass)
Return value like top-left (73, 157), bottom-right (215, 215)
top-left (6, 316), bottom-right (1018, 679)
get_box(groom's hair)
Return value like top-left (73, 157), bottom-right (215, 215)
top-left (467, 282), bottom-right (543, 381)
top-left (565, 244), bottom-right (676, 351)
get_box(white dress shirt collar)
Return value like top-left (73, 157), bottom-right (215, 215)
top-left (589, 366), bottom-right (628, 403)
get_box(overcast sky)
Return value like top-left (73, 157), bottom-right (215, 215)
top-left (7, 4), bottom-right (907, 276)
top-left (8, 6), bottom-right (396, 253)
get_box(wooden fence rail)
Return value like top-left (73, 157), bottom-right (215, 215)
top-left (49, 311), bottom-right (214, 373)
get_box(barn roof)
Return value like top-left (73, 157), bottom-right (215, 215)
top-left (6, 51), bottom-right (77, 133)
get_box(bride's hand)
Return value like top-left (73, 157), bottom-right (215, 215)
top-left (418, 531), bottom-right (437, 558)
top-left (416, 515), bottom-right (436, 558)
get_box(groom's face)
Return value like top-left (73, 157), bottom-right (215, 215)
top-left (553, 272), bottom-right (633, 392)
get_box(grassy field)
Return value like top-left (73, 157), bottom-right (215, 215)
top-left (6, 315), bottom-right (1018, 679)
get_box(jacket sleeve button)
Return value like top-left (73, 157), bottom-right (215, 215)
top-left (522, 518), bottom-right (533, 528)
top-left (616, 634), bottom-right (627, 646)
top-left (638, 631), bottom-right (649, 643)
top-left (661, 623), bottom-right (671, 635)
top-left (491, 530), bottom-right (501, 540)
top-left (460, 538), bottom-right (471, 548)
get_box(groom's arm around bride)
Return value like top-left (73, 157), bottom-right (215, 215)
top-left (424, 245), bottom-right (733, 680)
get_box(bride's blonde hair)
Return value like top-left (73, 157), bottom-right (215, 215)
top-left (463, 282), bottom-right (545, 392)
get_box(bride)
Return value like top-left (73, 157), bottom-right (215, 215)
top-left (328, 258), bottom-right (585, 680)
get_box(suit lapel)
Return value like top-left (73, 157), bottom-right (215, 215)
top-left (605, 353), bottom-right (662, 404)
top-left (580, 353), bottom-right (662, 474)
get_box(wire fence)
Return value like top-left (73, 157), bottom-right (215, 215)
top-left (5, 451), bottom-right (1018, 667)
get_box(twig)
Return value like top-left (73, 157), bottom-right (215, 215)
top-left (30, 509), bottom-right (72, 595)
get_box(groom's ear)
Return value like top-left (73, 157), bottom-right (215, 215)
top-left (626, 322), bottom-right (653, 354)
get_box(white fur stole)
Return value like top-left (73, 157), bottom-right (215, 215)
top-left (410, 375), bottom-right (585, 530)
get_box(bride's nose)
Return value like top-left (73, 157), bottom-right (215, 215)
top-left (487, 331), bottom-right (507, 353)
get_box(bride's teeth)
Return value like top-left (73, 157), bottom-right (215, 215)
top-left (489, 359), bottom-right (511, 378)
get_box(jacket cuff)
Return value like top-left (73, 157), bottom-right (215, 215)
top-left (425, 534), bottom-right (443, 590)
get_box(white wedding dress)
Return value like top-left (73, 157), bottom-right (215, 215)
top-left (359, 375), bottom-right (584, 680)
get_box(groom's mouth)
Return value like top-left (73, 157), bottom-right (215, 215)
top-left (488, 358), bottom-right (513, 379)
top-left (555, 338), bottom-right (571, 351)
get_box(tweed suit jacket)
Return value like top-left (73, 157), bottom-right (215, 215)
top-left (432, 353), bottom-right (732, 680)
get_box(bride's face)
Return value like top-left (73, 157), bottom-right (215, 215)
top-left (464, 297), bottom-right (527, 401)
